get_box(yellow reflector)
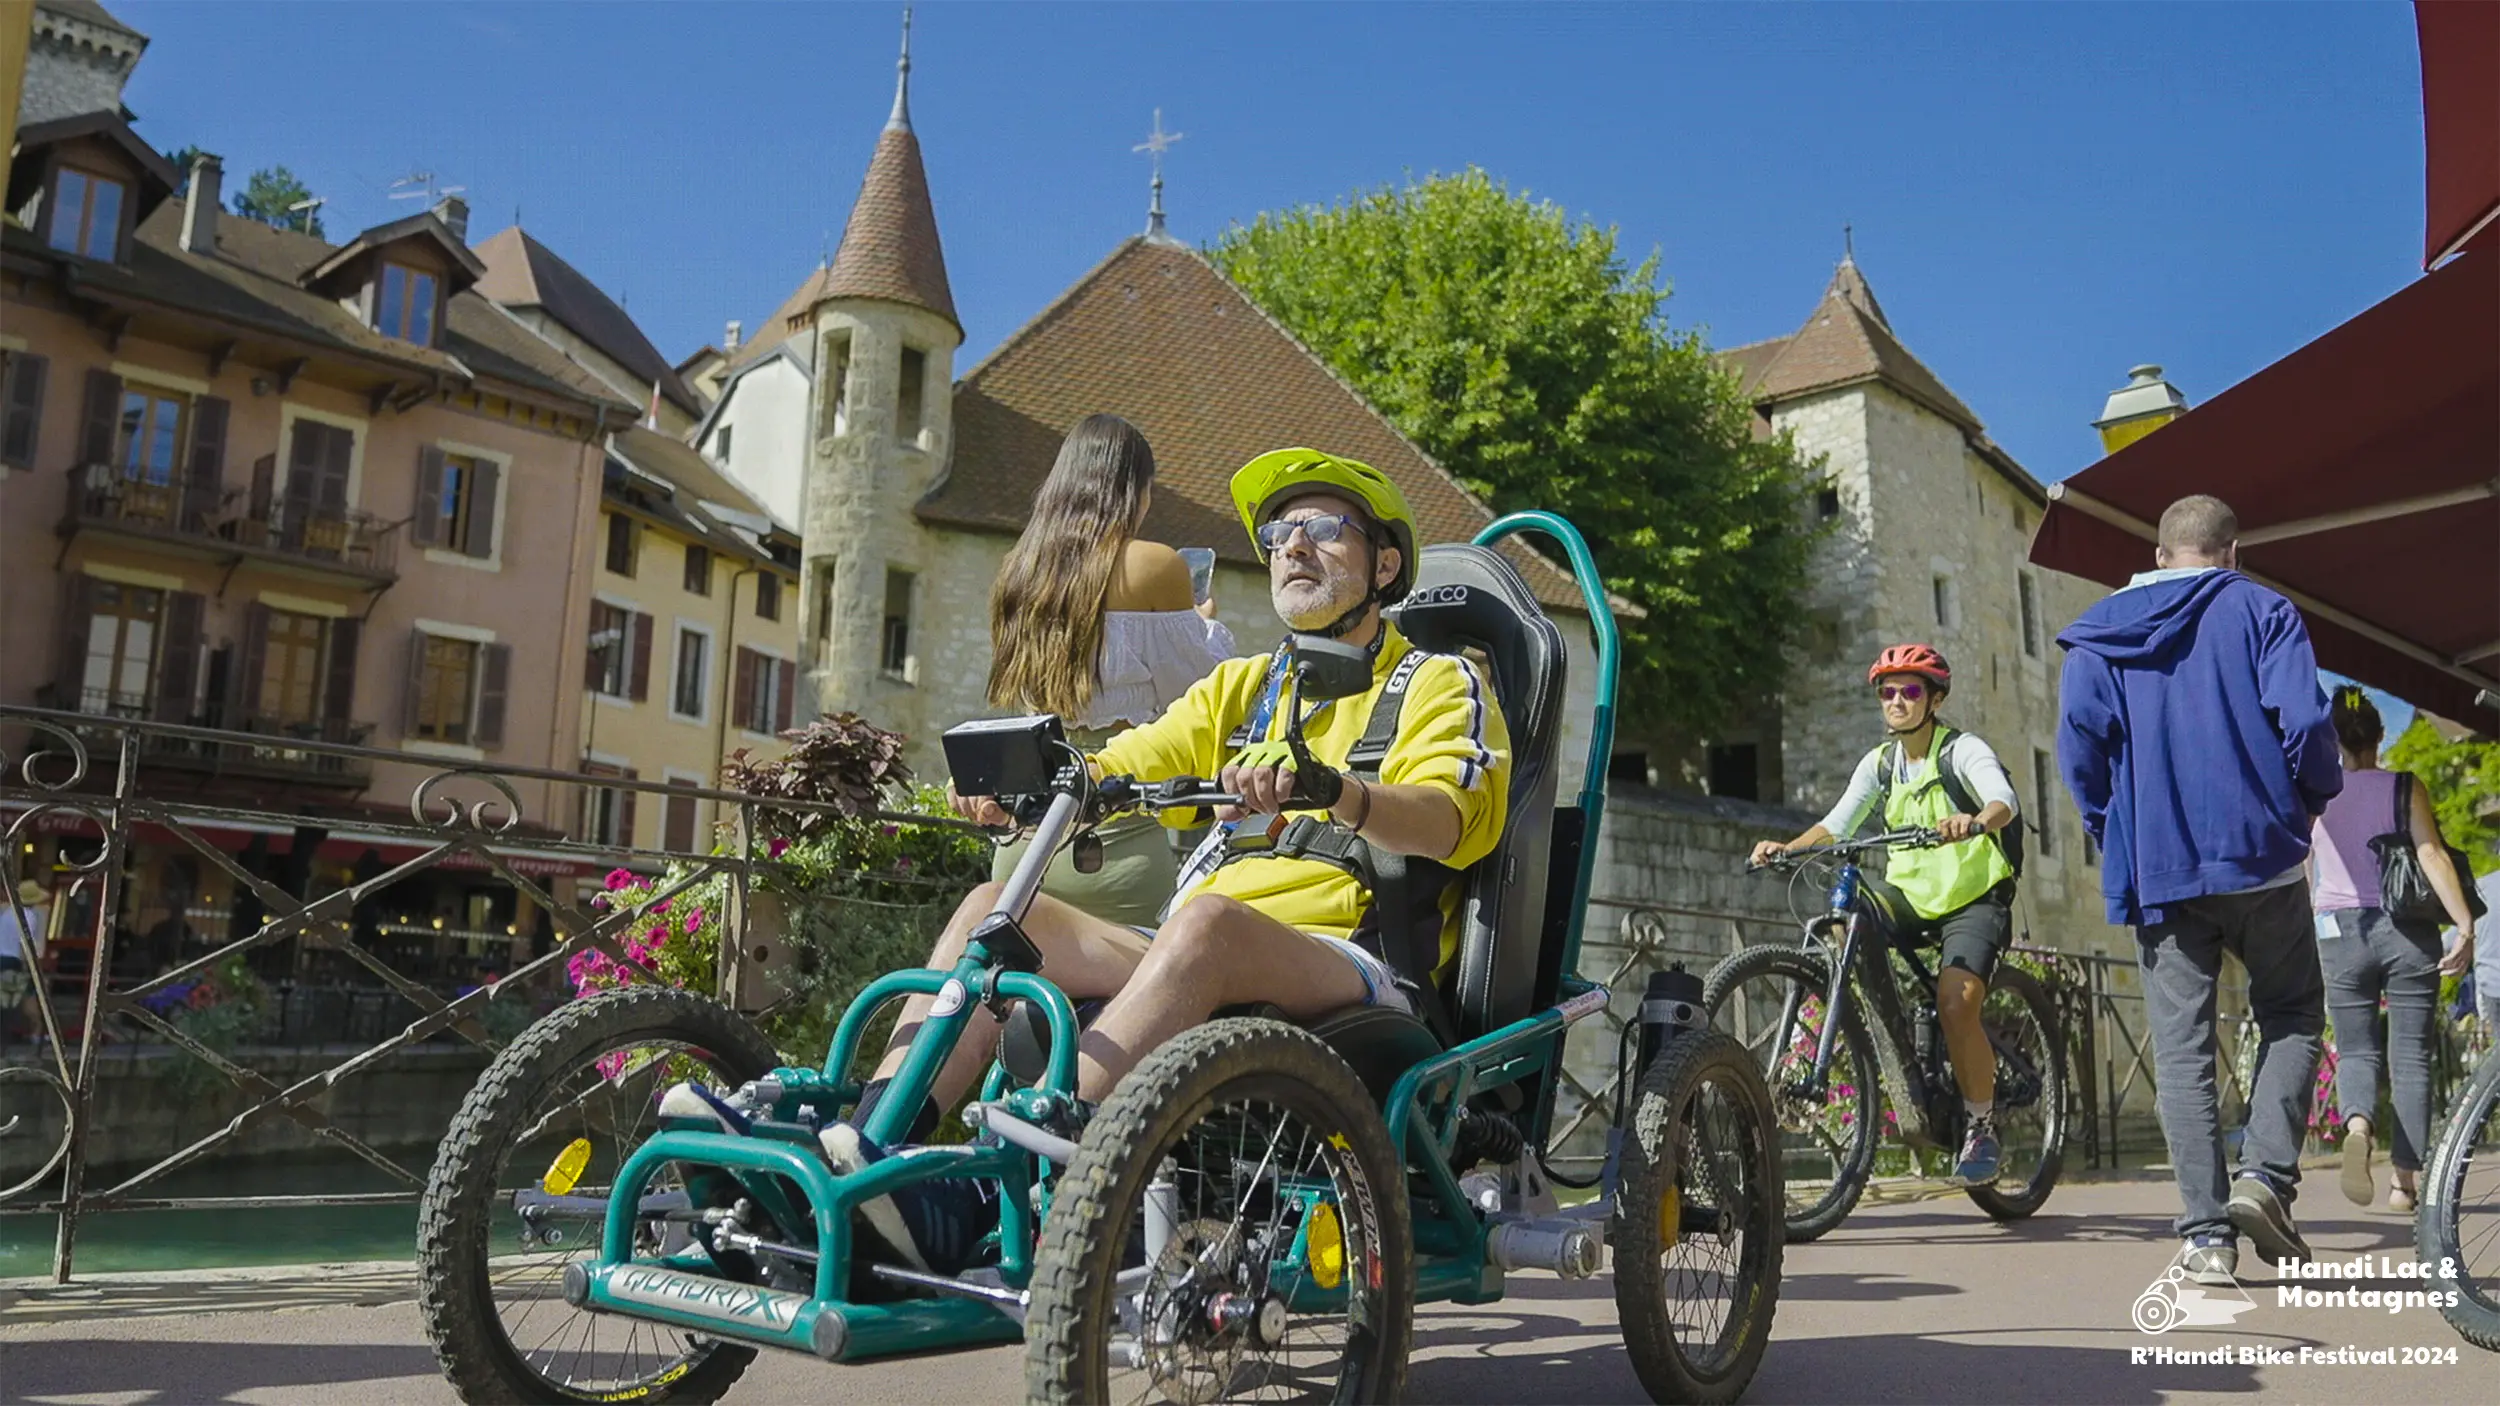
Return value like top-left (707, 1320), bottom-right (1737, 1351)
top-left (1307, 1202), bottom-right (1345, 1290)
top-left (1658, 1184), bottom-right (1681, 1249)
top-left (543, 1137), bottom-right (592, 1196)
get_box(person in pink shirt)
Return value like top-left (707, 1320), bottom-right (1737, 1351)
top-left (2311, 687), bottom-right (2477, 1213)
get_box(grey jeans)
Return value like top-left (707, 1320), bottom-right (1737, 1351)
top-left (2320, 907), bottom-right (2442, 1171)
top-left (2137, 881), bottom-right (2326, 1240)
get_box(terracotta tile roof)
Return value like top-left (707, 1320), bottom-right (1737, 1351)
top-left (6, 198), bottom-right (639, 416)
top-left (925, 238), bottom-right (1580, 610)
top-left (824, 118), bottom-right (958, 331)
top-left (472, 225), bottom-right (705, 417)
top-left (727, 266), bottom-right (836, 370)
top-left (1733, 258), bottom-right (1982, 432)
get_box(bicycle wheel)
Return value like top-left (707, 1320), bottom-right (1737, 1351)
top-left (1964, 966), bottom-right (2067, 1221)
top-left (1026, 1018), bottom-right (1413, 1405)
top-left (2418, 1046), bottom-right (2500, 1353)
top-left (1611, 1028), bottom-right (1784, 1405)
top-left (1702, 943), bottom-right (1879, 1241)
top-left (418, 986), bottom-right (781, 1404)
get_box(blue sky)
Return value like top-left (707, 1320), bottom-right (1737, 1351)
top-left (113, 2), bottom-right (2427, 722)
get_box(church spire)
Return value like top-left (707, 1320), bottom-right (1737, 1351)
top-left (888, 5), bottom-right (913, 132)
top-left (822, 2), bottom-right (958, 330)
top-left (1134, 108), bottom-right (1185, 245)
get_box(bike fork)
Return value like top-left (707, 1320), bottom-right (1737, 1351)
top-left (1790, 911), bottom-right (1865, 1101)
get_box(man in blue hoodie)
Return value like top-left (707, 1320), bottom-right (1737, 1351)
top-left (2057, 494), bottom-right (2341, 1286)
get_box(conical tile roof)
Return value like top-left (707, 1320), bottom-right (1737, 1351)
top-left (1729, 256), bottom-right (1979, 432)
top-left (822, 86), bottom-right (958, 332)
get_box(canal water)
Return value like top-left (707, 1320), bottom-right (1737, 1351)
top-left (0, 1148), bottom-right (431, 1279)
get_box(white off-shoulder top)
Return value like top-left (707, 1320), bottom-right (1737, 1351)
top-left (1075, 610), bottom-right (1238, 731)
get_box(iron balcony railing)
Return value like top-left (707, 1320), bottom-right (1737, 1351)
top-left (35, 687), bottom-right (376, 786)
top-left (61, 463), bottom-right (401, 582)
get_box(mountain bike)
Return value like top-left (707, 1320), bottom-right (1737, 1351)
top-left (2420, 1039), bottom-right (2500, 1352)
top-left (1702, 831), bottom-right (2066, 1241)
top-left (415, 515), bottom-right (1788, 1403)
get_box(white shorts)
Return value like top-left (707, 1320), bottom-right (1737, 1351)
top-left (1128, 927), bottom-right (1415, 1017)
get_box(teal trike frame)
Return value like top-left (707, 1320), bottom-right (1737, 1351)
top-left (562, 511), bottom-right (1631, 1364)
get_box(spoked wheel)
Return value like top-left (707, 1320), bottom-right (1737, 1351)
top-left (1963, 967), bottom-right (2067, 1221)
top-left (1026, 1018), bottom-right (1413, 1405)
top-left (417, 986), bottom-right (781, 1404)
top-left (1611, 1028), bottom-right (1784, 1405)
top-left (2419, 1047), bottom-right (2500, 1352)
top-left (1702, 944), bottom-right (1878, 1241)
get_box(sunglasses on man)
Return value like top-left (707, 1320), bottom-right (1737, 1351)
top-left (1255, 514), bottom-right (1372, 552)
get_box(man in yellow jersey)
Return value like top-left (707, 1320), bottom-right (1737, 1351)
top-left (1751, 644), bottom-right (2021, 1187)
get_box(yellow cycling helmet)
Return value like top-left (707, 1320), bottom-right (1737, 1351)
top-left (1229, 447), bottom-right (1419, 603)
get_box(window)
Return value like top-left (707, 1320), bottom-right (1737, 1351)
top-left (418, 451), bottom-right (498, 558)
top-left (3, 352), bottom-right (51, 469)
top-left (259, 610), bottom-right (328, 724)
top-left (897, 346), bottom-right (927, 440)
top-left (1706, 743), bottom-right (1759, 802)
top-left (755, 571), bottom-right (783, 622)
top-left (414, 635), bottom-right (478, 743)
top-left (1931, 574), bottom-right (1958, 631)
top-left (683, 544), bottom-right (712, 596)
top-left (116, 386), bottom-right (185, 485)
top-left (82, 583), bottom-right (162, 712)
top-left (710, 424), bottom-right (732, 462)
top-left (375, 263), bottom-right (439, 344)
top-left (47, 168), bottom-right (125, 260)
top-left (734, 648), bottom-right (796, 734)
top-left (821, 332), bottom-right (852, 436)
top-left (2018, 572), bottom-right (2042, 658)
top-left (809, 559), bottom-right (836, 649)
top-left (1816, 483), bottom-right (1840, 520)
top-left (663, 779), bottom-right (701, 854)
top-left (672, 627), bottom-right (710, 720)
top-left (586, 602), bottom-right (650, 700)
top-left (880, 568), bottom-right (914, 678)
top-left (579, 763), bottom-right (637, 848)
top-left (2031, 748), bottom-right (2058, 858)
top-left (605, 513), bottom-right (640, 577)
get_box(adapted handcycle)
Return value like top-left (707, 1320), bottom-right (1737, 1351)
top-left (414, 514), bottom-right (1786, 1403)
top-left (2420, 1038), bottom-right (2500, 1352)
top-left (1704, 831), bottom-right (2066, 1241)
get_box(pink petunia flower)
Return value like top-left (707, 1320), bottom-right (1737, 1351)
top-left (606, 867), bottom-right (637, 891)
top-left (769, 837), bottom-right (790, 858)
top-left (683, 909), bottom-right (704, 934)
top-left (595, 1050), bottom-right (629, 1081)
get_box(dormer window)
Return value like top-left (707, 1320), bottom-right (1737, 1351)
top-left (376, 263), bottom-right (439, 345)
top-left (47, 167), bottom-right (125, 260)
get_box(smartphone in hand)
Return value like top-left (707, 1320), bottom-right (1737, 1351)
top-left (1179, 548), bottom-right (1216, 606)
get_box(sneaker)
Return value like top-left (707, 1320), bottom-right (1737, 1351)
top-left (658, 1081), bottom-right (753, 1137)
top-left (1951, 1114), bottom-right (2002, 1187)
top-left (2226, 1172), bottom-right (2311, 1269)
top-left (2182, 1234), bottom-right (2239, 1287)
top-left (817, 1122), bottom-right (998, 1276)
top-left (2388, 1184), bottom-right (2417, 1215)
top-left (2339, 1118), bottom-right (2376, 1206)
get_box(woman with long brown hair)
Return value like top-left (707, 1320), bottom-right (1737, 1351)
top-left (981, 414), bottom-right (1232, 924)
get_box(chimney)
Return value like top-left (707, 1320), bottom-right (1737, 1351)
top-left (432, 194), bottom-right (470, 244)
top-left (2092, 364), bottom-right (2190, 455)
top-left (724, 319), bottom-right (742, 353)
top-left (180, 152), bottom-right (223, 254)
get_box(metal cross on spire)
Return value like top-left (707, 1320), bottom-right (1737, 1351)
top-left (888, 5), bottom-right (914, 131)
top-left (1135, 108), bottom-right (1184, 242)
top-left (1842, 221), bottom-right (1855, 263)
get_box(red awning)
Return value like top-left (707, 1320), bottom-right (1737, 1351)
top-left (2419, 0), bottom-right (2500, 267)
top-left (2031, 249), bottom-right (2499, 729)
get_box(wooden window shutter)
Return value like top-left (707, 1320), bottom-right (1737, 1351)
top-left (411, 447), bottom-right (446, 547)
top-left (663, 782), bottom-right (698, 853)
top-left (281, 421), bottom-right (323, 547)
top-left (78, 368), bottom-right (121, 468)
top-left (53, 574), bottom-right (98, 705)
top-left (585, 602), bottom-right (612, 690)
top-left (153, 591), bottom-right (206, 723)
top-left (402, 629), bottom-right (431, 734)
top-left (618, 768), bottom-right (640, 849)
top-left (474, 643), bottom-right (511, 749)
top-left (733, 647), bottom-right (757, 731)
top-left (628, 612), bottom-right (654, 701)
top-left (236, 602), bottom-right (273, 718)
top-left (1, 352), bottom-right (48, 467)
top-left (183, 395), bottom-right (229, 528)
top-left (318, 423), bottom-right (353, 513)
top-left (462, 458), bottom-right (499, 558)
top-left (249, 453), bottom-right (277, 520)
top-left (323, 618), bottom-right (362, 726)
top-left (775, 657), bottom-right (797, 732)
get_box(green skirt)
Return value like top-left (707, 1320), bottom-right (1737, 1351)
top-left (990, 812), bottom-right (1177, 929)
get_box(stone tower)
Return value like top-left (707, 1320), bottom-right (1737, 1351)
top-left (797, 18), bottom-right (964, 744)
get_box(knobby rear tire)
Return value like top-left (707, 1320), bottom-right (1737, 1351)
top-left (417, 986), bottom-right (781, 1405)
top-left (2418, 1046), bottom-right (2500, 1353)
top-left (1702, 943), bottom-right (1878, 1243)
top-left (1962, 966), bottom-right (2068, 1222)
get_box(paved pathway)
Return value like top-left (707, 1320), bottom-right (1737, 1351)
top-left (1, 1177), bottom-right (2486, 1404)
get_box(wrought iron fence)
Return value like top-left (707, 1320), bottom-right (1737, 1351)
top-left (0, 703), bottom-right (975, 1282)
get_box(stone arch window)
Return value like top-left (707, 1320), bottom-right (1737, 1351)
top-left (897, 346), bottom-right (928, 444)
top-left (821, 332), bottom-right (853, 437)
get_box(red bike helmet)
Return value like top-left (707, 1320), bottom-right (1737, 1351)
top-left (1867, 643), bottom-right (1951, 691)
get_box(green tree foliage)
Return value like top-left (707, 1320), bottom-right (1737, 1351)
top-left (1209, 169), bottom-right (1817, 740)
top-left (2385, 717), bottom-right (2500, 873)
top-left (229, 165), bottom-right (325, 238)
top-left (162, 144), bottom-right (206, 197)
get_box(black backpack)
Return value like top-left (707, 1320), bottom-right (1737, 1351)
top-left (1872, 728), bottom-right (2026, 878)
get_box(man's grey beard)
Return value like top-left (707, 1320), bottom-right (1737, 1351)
top-left (1272, 570), bottom-right (1367, 631)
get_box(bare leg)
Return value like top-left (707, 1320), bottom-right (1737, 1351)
top-left (1075, 895), bottom-right (1371, 1103)
top-left (869, 884), bottom-right (1151, 1112)
top-left (1938, 967), bottom-right (1996, 1105)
